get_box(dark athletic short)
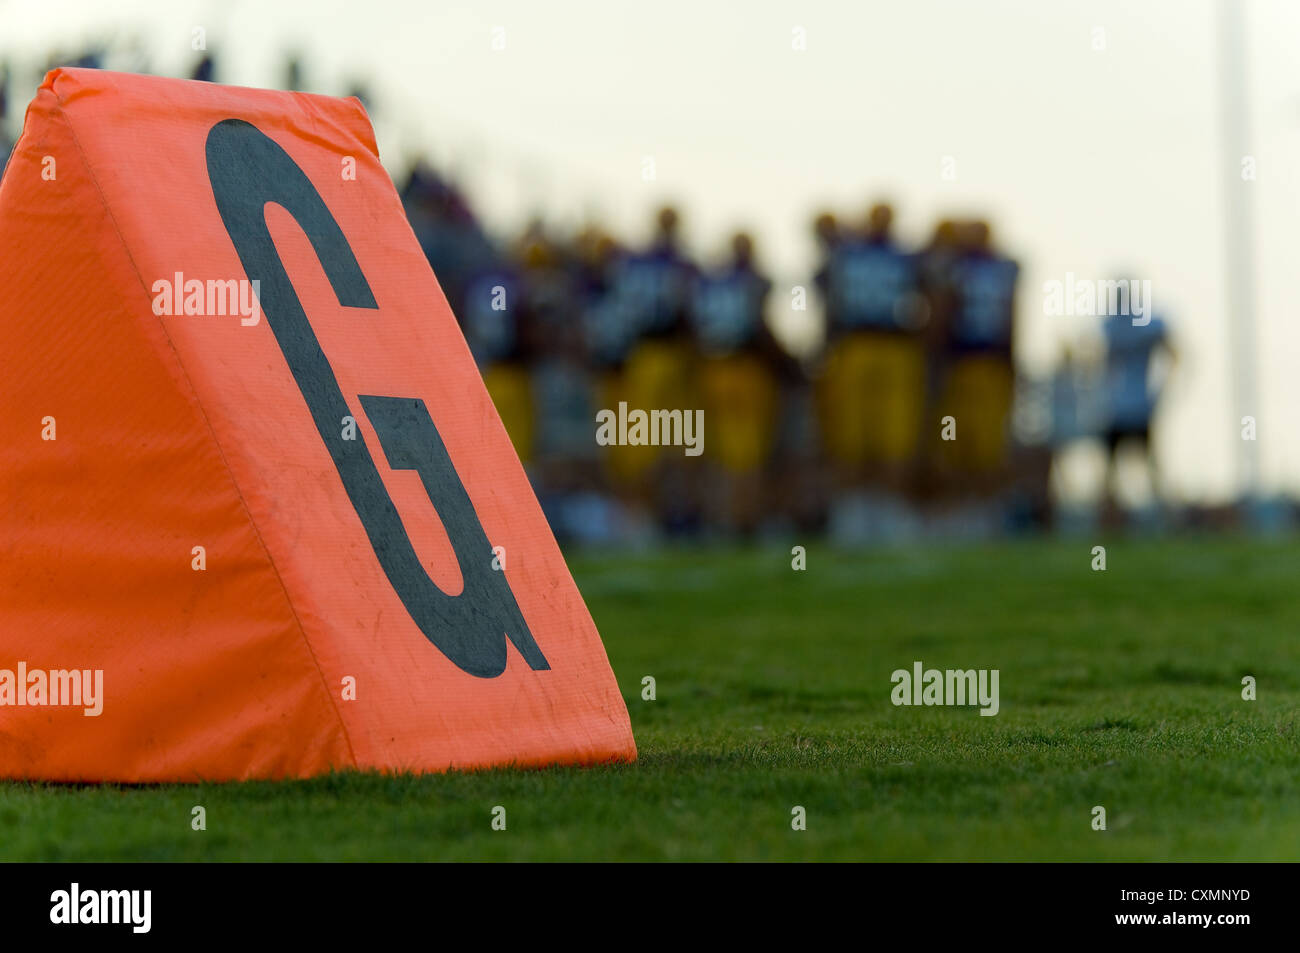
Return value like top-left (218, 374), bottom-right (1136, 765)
top-left (1104, 424), bottom-right (1149, 453)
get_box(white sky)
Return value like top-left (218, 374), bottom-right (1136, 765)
top-left (3, 0), bottom-right (1298, 502)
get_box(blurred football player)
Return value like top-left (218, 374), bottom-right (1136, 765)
top-left (403, 162), bottom-right (495, 322)
top-left (1101, 295), bottom-right (1174, 522)
top-left (816, 202), bottom-right (925, 525)
top-left (913, 219), bottom-right (963, 499)
top-left (603, 205), bottom-right (700, 533)
top-left (811, 210), bottom-right (842, 331)
top-left (521, 232), bottom-right (619, 542)
top-left (937, 220), bottom-right (1020, 494)
top-left (578, 231), bottom-right (637, 495)
top-left (689, 231), bottom-right (791, 535)
top-left (462, 244), bottom-right (535, 465)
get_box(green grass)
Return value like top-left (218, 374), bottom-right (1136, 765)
top-left (3, 536), bottom-right (1299, 861)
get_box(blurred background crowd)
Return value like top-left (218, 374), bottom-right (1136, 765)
top-left (0, 45), bottom-right (1250, 546)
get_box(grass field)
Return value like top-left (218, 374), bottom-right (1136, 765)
top-left (3, 536), bottom-right (1299, 861)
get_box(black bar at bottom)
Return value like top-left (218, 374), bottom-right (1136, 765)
top-left (0, 861), bottom-right (1280, 940)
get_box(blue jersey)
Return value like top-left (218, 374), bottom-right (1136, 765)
top-left (582, 285), bottom-right (640, 369)
top-left (1104, 314), bottom-right (1167, 429)
top-left (462, 269), bottom-right (521, 365)
top-left (689, 266), bottom-right (770, 355)
top-left (951, 253), bottom-right (1019, 351)
top-left (533, 358), bottom-right (597, 459)
top-left (1050, 367), bottom-right (1105, 444)
top-left (825, 239), bottom-right (916, 331)
top-left (609, 248), bottom-right (694, 337)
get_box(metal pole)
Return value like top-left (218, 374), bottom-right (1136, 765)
top-left (1218, 0), bottom-right (1260, 501)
